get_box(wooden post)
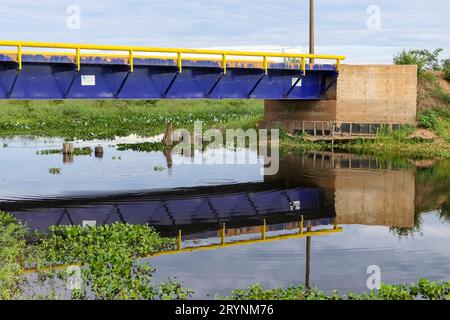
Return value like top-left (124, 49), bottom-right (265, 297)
top-left (163, 147), bottom-right (173, 169)
top-left (163, 121), bottom-right (173, 146)
top-left (95, 145), bottom-right (104, 158)
top-left (62, 143), bottom-right (74, 155)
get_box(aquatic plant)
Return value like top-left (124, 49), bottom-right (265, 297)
top-left (0, 212), bottom-right (27, 299)
top-left (1, 211), bottom-right (193, 300)
top-left (38, 147), bottom-right (93, 156)
top-left (48, 168), bottom-right (61, 175)
top-left (117, 142), bottom-right (165, 153)
top-left (0, 100), bottom-right (262, 141)
top-left (27, 223), bottom-right (191, 300)
top-left (225, 280), bottom-right (450, 300)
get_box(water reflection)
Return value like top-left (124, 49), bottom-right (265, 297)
top-left (266, 152), bottom-right (417, 228)
top-left (1, 139), bottom-right (449, 297)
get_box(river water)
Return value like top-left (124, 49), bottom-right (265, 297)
top-left (1, 136), bottom-right (449, 298)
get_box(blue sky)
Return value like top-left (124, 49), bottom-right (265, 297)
top-left (0, 0), bottom-right (448, 63)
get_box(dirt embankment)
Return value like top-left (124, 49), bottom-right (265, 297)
top-left (417, 72), bottom-right (450, 111)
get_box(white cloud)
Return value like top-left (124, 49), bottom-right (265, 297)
top-left (0, 0), bottom-right (448, 63)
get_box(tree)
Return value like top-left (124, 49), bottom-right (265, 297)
top-left (394, 48), bottom-right (443, 78)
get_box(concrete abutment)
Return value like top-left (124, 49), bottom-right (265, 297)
top-left (258, 64), bottom-right (418, 136)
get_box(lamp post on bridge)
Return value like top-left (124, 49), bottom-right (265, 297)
top-left (309, 0), bottom-right (315, 65)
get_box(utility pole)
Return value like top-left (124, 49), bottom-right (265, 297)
top-left (309, 0), bottom-right (315, 65)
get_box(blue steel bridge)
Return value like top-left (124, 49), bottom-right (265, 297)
top-left (0, 41), bottom-right (344, 100)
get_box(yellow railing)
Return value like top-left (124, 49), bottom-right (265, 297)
top-left (21, 217), bottom-right (342, 273)
top-left (154, 221), bottom-right (343, 257)
top-left (0, 40), bottom-right (345, 75)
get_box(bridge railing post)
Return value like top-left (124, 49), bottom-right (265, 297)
top-left (17, 45), bottom-right (22, 70)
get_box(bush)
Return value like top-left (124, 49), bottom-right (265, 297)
top-left (394, 49), bottom-right (443, 78)
top-left (443, 59), bottom-right (450, 82)
top-left (417, 110), bottom-right (439, 129)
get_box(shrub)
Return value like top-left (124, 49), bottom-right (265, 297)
top-left (443, 59), bottom-right (450, 82)
top-left (417, 110), bottom-right (438, 129)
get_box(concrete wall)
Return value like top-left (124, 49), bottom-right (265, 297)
top-left (259, 64), bottom-right (418, 132)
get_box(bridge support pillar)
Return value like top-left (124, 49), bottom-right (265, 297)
top-left (258, 64), bottom-right (418, 135)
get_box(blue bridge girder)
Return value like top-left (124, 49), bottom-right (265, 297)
top-left (0, 41), bottom-right (343, 100)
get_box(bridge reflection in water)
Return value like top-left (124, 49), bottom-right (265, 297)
top-left (8, 150), bottom-right (418, 242)
top-left (8, 150), bottom-right (426, 288)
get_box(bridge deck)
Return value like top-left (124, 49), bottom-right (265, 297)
top-left (0, 41), bottom-right (344, 100)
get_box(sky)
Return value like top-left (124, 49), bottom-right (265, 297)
top-left (0, 0), bottom-right (448, 64)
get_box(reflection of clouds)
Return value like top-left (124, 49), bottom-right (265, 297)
top-left (151, 214), bottom-right (450, 298)
top-left (0, 1), bottom-right (448, 64)
top-left (0, 140), bottom-right (262, 201)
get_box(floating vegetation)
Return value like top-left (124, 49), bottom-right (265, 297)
top-left (225, 281), bottom-right (450, 300)
top-left (153, 165), bottom-right (165, 172)
top-left (0, 100), bottom-right (262, 141)
top-left (38, 147), bottom-right (93, 156)
top-left (0, 211), bottom-right (192, 300)
top-left (48, 168), bottom-right (61, 175)
top-left (117, 142), bottom-right (165, 153)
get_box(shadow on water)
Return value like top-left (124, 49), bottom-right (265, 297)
top-left (1, 136), bottom-right (449, 298)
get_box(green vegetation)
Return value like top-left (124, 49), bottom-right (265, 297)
top-left (0, 100), bottom-right (262, 140)
top-left (38, 147), bottom-right (93, 156)
top-left (117, 141), bottom-right (165, 152)
top-left (393, 48), bottom-right (443, 79)
top-left (2, 211), bottom-right (449, 300)
top-left (0, 213), bottom-right (27, 299)
top-left (48, 167), bottom-right (61, 175)
top-left (418, 110), bottom-right (439, 129)
top-left (226, 280), bottom-right (450, 300)
top-left (442, 59), bottom-right (450, 82)
top-left (0, 211), bottom-right (191, 300)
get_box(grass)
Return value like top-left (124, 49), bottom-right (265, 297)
top-left (334, 118), bottom-right (450, 159)
top-left (0, 99), bottom-right (263, 140)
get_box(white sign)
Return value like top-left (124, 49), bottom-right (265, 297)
top-left (81, 75), bottom-right (96, 86)
top-left (291, 78), bottom-right (302, 87)
top-left (82, 220), bottom-right (97, 228)
top-left (290, 200), bottom-right (301, 211)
